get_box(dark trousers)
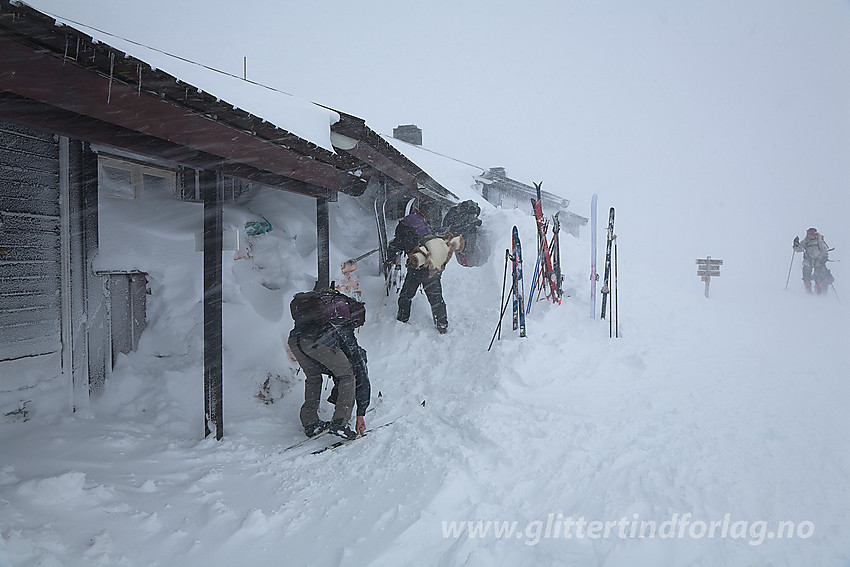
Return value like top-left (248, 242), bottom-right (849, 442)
top-left (288, 334), bottom-right (355, 427)
top-left (397, 267), bottom-right (448, 329)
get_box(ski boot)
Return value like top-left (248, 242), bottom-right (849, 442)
top-left (304, 420), bottom-right (330, 438)
top-left (329, 419), bottom-right (357, 440)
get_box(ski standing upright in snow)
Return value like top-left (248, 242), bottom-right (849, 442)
top-left (600, 207), bottom-right (615, 321)
top-left (531, 182), bottom-right (561, 305)
top-left (512, 226), bottom-right (526, 338)
top-left (551, 212), bottom-right (562, 299)
top-left (375, 192), bottom-right (404, 303)
top-left (373, 194), bottom-right (396, 322)
top-left (374, 195), bottom-right (388, 275)
top-left (385, 198), bottom-right (405, 296)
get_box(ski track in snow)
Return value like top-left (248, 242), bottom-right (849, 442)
top-left (1, 197), bottom-right (849, 567)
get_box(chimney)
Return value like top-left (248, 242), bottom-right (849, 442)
top-left (393, 124), bottom-right (423, 146)
top-left (489, 167), bottom-right (507, 178)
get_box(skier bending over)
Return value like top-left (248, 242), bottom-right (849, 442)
top-left (288, 286), bottom-right (370, 439)
top-left (793, 227), bottom-right (833, 295)
top-left (387, 209), bottom-right (463, 334)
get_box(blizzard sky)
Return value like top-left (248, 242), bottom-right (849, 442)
top-left (4, 4), bottom-right (850, 564)
top-left (22, 0), bottom-right (850, 283)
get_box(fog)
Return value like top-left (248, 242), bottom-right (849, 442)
top-left (24, 0), bottom-right (849, 298)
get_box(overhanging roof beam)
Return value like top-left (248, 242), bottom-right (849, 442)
top-left (0, 34), bottom-right (363, 196)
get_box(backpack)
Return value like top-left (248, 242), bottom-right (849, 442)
top-left (443, 200), bottom-right (482, 235)
top-left (399, 211), bottom-right (434, 240)
top-left (290, 289), bottom-right (366, 329)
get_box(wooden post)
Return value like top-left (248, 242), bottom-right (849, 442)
top-left (317, 197), bottom-right (330, 289)
top-left (201, 170), bottom-right (223, 440)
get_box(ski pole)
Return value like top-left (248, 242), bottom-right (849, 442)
top-left (609, 235), bottom-right (615, 338)
top-left (498, 249), bottom-right (509, 341)
top-left (489, 280), bottom-right (515, 351)
top-left (346, 248), bottom-right (379, 264)
top-left (526, 250), bottom-right (542, 315)
top-left (831, 284), bottom-right (840, 303)
top-left (613, 235), bottom-right (619, 338)
top-left (785, 250), bottom-right (797, 290)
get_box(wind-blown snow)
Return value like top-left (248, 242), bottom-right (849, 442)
top-left (3, 1), bottom-right (849, 565)
top-left (1, 182), bottom-right (848, 566)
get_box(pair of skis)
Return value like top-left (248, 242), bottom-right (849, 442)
top-left (282, 394), bottom-right (392, 454)
top-left (375, 194), bottom-right (417, 298)
top-left (310, 418), bottom-right (399, 455)
top-left (488, 226), bottom-right (526, 351)
top-left (511, 226), bottom-right (527, 337)
top-left (590, 200), bottom-right (619, 337)
top-left (374, 195), bottom-right (401, 296)
top-left (281, 417), bottom-right (397, 454)
top-left (526, 182), bottom-right (562, 312)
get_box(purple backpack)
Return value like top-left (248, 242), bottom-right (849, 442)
top-left (291, 290), bottom-right (366, 328)
top-left (401, 212), bottom-right (433, 239)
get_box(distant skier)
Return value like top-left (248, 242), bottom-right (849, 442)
top-left (387, 209), bottom-right (464, 334)
top-left (288, 285), bottom-right (371, 439)
top-left (793, 227), bottom-right (833, 294)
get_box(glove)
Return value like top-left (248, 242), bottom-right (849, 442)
top-left (793, 236), bottom-right (799, 247)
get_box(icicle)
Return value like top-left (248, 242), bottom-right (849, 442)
top-left (107, 52), bottom-right (114, 103)
top-left (137, 64), bottom-right (142, 97)
top-left (75, 37), bottom-right (80, 60)
top-left (63, 36), bottom-right (68, 64)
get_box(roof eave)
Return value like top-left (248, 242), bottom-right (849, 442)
top-left (0, 1), bottom-right (366, 197)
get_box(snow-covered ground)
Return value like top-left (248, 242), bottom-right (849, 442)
top-left (1, 182), bottom-right (848, 567)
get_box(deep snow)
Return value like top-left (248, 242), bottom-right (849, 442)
top-left (2, 3), bottom-right (849, 564)
top-left (1, 181), bottom-right (848, 566)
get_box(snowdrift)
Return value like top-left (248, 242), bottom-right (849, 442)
top-left (1, 186), bottom-right (848, 567)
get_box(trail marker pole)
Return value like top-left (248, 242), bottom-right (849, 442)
top-left (696, 257), bottom-right (723, 298)
top-left (590, 194), bottom-right (598, 318)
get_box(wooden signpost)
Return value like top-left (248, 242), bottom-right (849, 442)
top-left (696, 257), bottom-right (723, 298)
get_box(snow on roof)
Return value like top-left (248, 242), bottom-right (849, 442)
top-left (26, 3), bottom-right (339, 153)
top-left (382, 135), bottom-right (491, 209)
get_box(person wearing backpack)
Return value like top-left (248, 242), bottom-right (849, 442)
top-left (442, 199), bottom-right (489, 268)
top-left (387, 209), bottom-right (463, 334)
top-left (793, 227), bottom-right (833, 294)
top-left (288, 285), bottom-right (370, 440)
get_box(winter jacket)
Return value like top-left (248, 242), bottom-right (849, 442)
top-left (794, 233), bottom-right (829, 267)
